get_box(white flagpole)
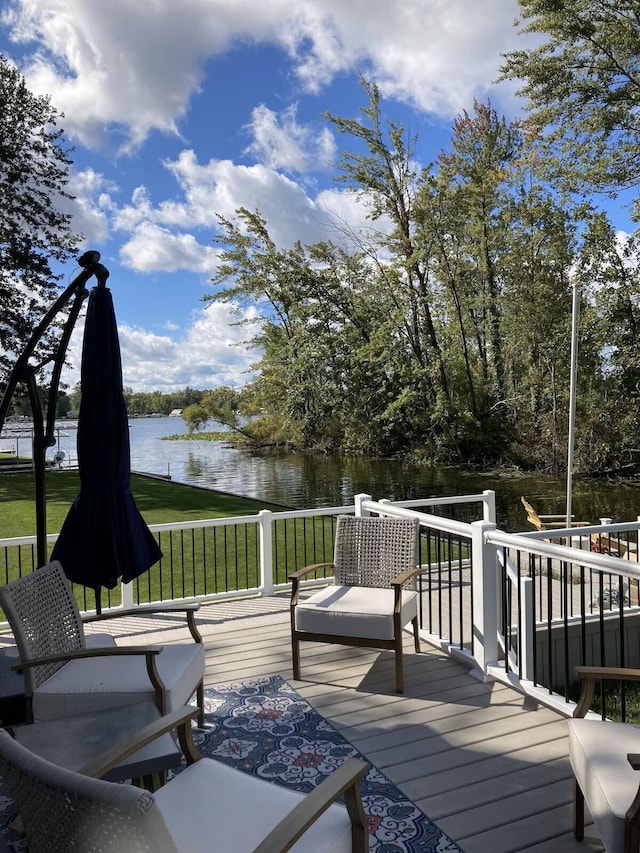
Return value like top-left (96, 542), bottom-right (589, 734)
top-left (566, 279), bottom-right (580, 529)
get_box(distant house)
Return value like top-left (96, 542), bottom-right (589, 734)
top-left (169, 409), bottom-right (182, 417)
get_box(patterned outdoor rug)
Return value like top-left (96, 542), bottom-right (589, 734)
top-left (0, 675), bottom-right (463, 852)
top-left (179, 675), bottom-right (463, 852)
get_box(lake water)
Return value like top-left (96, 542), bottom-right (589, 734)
top-left (3, 416), bottom-right (640, 532)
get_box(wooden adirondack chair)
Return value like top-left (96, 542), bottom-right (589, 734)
top-left (520, 496), bottom-right (590, 543)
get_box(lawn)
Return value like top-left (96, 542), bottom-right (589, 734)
top-left (0, 470), bottom-right (336, 609)
top-left (0, 470), bottom-right (286, 539)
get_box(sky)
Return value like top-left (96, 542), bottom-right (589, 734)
top-left (1, 0), bottom-right (637, 394)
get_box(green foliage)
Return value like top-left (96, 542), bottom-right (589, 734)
top-left (200, 76), bottom-right (640, 474)
top-left (125, 387), bottom-right (204, 416)
top-left (182, 403), bottom-right (210, 434)
top-left (0, 54), bottom-right (81, 381)
top-left (500, 0), bottom-right (640, 192)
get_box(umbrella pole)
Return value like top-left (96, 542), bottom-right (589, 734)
top-left (94, 588), bottom-right (102, 616)
top-left (0, 251), bottom-right (109, 567)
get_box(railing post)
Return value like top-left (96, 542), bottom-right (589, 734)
top-left (482, 490), bottom-right (496, 523)
top-left (121, 580), bottom-right (135, 608)
top-left (520, 576), bottom-right (534, 682)
top-left (258, 509), bottom-right (274, 595)
top-left (355, 494), bottom-right (372, 517)
top-left (471, 520), bottom-right (498, 675)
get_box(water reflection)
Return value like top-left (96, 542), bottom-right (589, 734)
top-left (3, 417), bottom-right (640, 533)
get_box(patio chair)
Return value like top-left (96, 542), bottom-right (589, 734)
top-left (0, 560), bottom-right (205, 726)
top-left (290, 514), bottom-right (421, 694)
top-left (520, 496), bottom-right (590, 535)
top-left (590, 532), bottom-right (639, 560)
top-left (569, 664), bottom-right (640, 852)
top-left (0, 720), bottom-right (369, 852)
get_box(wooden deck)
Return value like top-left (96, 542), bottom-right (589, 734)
top-left (11, 595), bottom-right (608, 853)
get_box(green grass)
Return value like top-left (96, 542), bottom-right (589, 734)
top-left (163, 432), bottom-right (236, 442)
top-left (0, 470), bottom-right (335, 608)
top-left (0, 470), bottom-right (285, 539)
top-left (0, 472), bottom-right (454, 610)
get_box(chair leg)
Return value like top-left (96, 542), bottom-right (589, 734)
top-left (344, 777), bottom-right (368, 853)
top-left (412, 616), bottom-right (420, 653)
top-left (573, 777), bottom-right (585, 840)
top-left (625, 821), bottom-right (639, 853)
top-left (197, 680), bottom-right (205, 728)
top-left (291, 631), bottom-right (301, 680)
top-left (394, 634), bottom-right (404, 694)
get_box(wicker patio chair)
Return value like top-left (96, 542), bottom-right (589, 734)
top-left (0, 723), bottom-right (369, 853)
top-left (290, 514), bottom-right (421, 694)
top-left (0, 560), bottom-right (205, 725)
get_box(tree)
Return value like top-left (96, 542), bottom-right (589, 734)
top-left (0, 54), bottom-right (80, 379)
top-left (500, 1), bottom-right (640, 193)
top-left (182, 403), bottom-right (211, 434)
top-left (433, 101), bottom-right (525, 407)
top-left (324, 79), bottom-right (450, 412)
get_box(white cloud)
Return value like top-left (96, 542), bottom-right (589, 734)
top-left (244, 104), bottom-right (336, 173)
top-left (61, 169), bottom-right (117, 245)
top-left (4, 0), bottom-right (524, 149)
top-left (0, 0), bottom-right (532, 395)
top-left (118, 301), bottom-right (259, 392)
top-left (60, 300), bottom-right (258, 393)
top-left (113, 151), bottom-right (388, 272)
top-left (119, 222), bottom-right (221, 273)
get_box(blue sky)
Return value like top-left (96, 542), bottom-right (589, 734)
top-left (1, 0), bottom-right (637, 393)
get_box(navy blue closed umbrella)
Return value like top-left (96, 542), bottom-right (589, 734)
top-left (52, 280), bottom-right (161, 612)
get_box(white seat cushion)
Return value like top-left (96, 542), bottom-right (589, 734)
top-left (295, 584), bottom-right (417, 640)
top-left (569, 718), bottom-right (640, 853)
top-left (32, 641), bottom-right (205, 721)
top-left (156, 757), bottom-right (354, 853)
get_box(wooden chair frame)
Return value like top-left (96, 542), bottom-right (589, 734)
top-left (0, 561), bottom-right (205, 726)
top-left (0, 706), bottom-right (370, 852)
top-left (572, 665), bottom-right (640, 852)
top-left (290, 515), bottom-right (421, 694)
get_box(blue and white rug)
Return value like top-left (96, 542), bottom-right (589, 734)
top-left (180, 675), bottom-right (463, 852)
top-left (0, 675), bottom-right (463, 852)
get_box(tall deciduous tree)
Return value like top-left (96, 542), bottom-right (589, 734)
top-left (500, 0), bottom-right (640, 192)
top-left (324, 79), bottom-right (450, 413)
top-left (0, 54), bottom-right (80, 379)
top-left (203, 76), bottom-right (640, 473)
top-left (435, 101), bottom-right (524, 407)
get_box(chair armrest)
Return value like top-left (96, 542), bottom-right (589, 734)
top-left (390, 567), bottom-right (423, 612)
top-left (84, 603), bottom-right (202, 643)
top-left (537, 513), bottom-right (574, 520)
top-left (289, 563), bottom-right (335, 582)
top-left (290, 563), bottom-right (335, 607)
top-left (252, 758), bottom-right (369, 853)
top-left (391, 567), bottom-right (422, 587)
top-left (13, 646), bottom-right (167, 715)
top-left (627, 755), bottom-right (640, 828)
top-left (573, 666), bottom-right (640, 718)
top-left (79, 704), bottom-right (202, 778)
top-left (11, 645), bottom-right (162, 671)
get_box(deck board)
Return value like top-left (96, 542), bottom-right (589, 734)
top-left (69, 594), bottom-right (605, 851)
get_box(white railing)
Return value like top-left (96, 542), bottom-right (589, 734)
top-left (3, 488), bottom-right (640, 716)
top-left (482, 520), bottom-right (640, 715)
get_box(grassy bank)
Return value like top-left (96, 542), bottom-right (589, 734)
top-left (0, 470), bottom-right (286, 538)
top-left (0, 470), bottom-right (323, 609)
